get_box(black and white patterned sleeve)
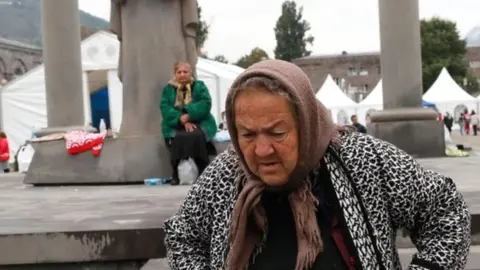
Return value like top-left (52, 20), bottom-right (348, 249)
top-left (163, 156), bottom-right (223, 269)
top-left (375, 139), bottom-right (471, 270)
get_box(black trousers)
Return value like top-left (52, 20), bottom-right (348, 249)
top-left (165, 128), bottom-right (209, 180)
top-left (474, 125), bottom-right (478, 136)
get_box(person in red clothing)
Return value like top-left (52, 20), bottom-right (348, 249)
top-left (0, 131), bottom-right (10, 173)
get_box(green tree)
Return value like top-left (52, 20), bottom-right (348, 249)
top-left (213, 55), bottom-right (229, 63)
top-left (235, 47), bottom-right (269, 68)
top-left (273, 1), bottom-right (314, 62)
top-left (421, 17), bottom-right (478, 93)
top-left (196, 2), bottom-right (209, 49)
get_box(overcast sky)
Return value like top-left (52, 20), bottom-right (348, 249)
top-left (78, 0), bottom-right (480, 62)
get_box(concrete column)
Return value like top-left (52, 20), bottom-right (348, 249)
top-left (378, 0), bottom-right (423, 109)
top-left (41, 0), bottom-right (84, 127)
top-left (367, 0), bottom-right (444, 158)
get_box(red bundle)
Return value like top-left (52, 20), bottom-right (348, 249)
top-left (64, 130), bottom-right (107, 156)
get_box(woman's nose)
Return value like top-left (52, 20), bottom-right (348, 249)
top-left (254, 137), bottom-right (274, 157)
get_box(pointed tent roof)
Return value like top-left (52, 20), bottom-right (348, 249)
top-left (423, 67), bottom-right (475, 102)
top-left (315, 74), bottom-right (357, 107)
top-left (360, 79), bottom-right (383, 105)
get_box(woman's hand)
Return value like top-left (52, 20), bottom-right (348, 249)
top-left (180, 114), bottom-right (190, 125)
top-left (184, 122), bottom-right (197, 132)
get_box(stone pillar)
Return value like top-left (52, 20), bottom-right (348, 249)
top-left (367, 0), bottom-right (445, 158)
top-left (41, 0), bottom-right (84, 127)
top-left (378, 0), bottom-right (423, 109)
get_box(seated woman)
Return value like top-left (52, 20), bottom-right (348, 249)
top-left (160, 61), bottom-right (217, 185)
top-left (164, 60), bottom-right (470, 269)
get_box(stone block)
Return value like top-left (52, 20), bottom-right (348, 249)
top-left (367, 119), bottom-right (445, 158)
top-left (24, 135), bottom-right (171, 185)
top-left (24, 135), bottom-right (231, 185)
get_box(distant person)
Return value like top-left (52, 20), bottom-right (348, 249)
top-left (444, 112), bottom-right (453, 134)
top-left (351, 114), bottom-right (367, 133)
top-left (0, 131), bottom-right (10, 173)
top-left (471, 111), bottom-right (479, 136)
top-left (160, 61), bottom-right (217, 185)
top-left (458, 113), bottom-right (465, 136)
top-left (365, 113), bottom-right (372, 124)
top-left (463, 109), bottom-right (471, 135)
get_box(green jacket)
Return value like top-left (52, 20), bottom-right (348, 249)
top-left (160, 80), bottom-right (217, 141)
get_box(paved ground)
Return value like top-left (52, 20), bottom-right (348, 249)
top-left (0, 150), bottom-right (478, 234)
top-left (451, 130), bottom-right (480, 151)
top-left (0, 174), bottom-right (184, 234)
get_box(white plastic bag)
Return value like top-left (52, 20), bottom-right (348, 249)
top-left (177, 158), bottom-right (198, 185)
top-left (17, 144), bottom-right (35, 173)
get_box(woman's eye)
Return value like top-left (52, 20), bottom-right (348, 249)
top-left (241, 133), bottom-right (254, 138)
top-left (272, 132), bottom-right (286, 137)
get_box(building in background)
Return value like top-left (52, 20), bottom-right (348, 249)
top-left (0, 37), bottom-right (42, 83)
top-left (295, 47), bottom-right (480, 102)
top-left (465, 46), bottom-right (480, 83)
top-left (294, 51), bottom-right (381, 102)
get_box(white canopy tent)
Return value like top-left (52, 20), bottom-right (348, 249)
top-left (422, 67), bottom-right (477, 120)
top-left (356, 79), bottom-right (383, 124)
top-left (477, 94), bottom-right (480, 113)
top-left (315, 74), bottom-right (357, 124)
top-left (0, 31), bottom-right (243, 160)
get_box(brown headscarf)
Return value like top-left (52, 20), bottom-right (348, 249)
top-left (225, 59), bottom-right (337, 270)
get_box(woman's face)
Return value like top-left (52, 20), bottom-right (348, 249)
top-left (234, 87), bottom-right (298, 186)
top-left (174, 64), bottom-right (191, 84)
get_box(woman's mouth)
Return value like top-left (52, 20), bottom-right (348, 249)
top-left (259, 162), bottom-right (281, 172)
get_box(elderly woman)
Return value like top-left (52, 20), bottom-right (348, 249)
top-left (164, 60), bottom-right (470, 269)
top-left (160, 61), bottom-right (216, 185)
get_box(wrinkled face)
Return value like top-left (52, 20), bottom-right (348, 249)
top-left (174, 63), bottom-right (191, 84)
top-left (234, 87), bottom-right (299, 186)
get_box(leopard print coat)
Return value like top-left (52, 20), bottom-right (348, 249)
top-left (164, 132), bottom-right (471, 269)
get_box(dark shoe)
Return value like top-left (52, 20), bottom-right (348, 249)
top-left (169, 177), bottom-right (179, 186)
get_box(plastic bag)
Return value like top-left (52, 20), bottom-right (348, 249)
top-left (177, 158), bottom-right (198, 185)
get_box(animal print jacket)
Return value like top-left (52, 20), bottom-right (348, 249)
top-left (164, 132), bottom-right (471, 270)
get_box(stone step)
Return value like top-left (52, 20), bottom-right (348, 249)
top-left (141, 246), bottom-right (480, 269)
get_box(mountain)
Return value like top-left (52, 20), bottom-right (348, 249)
top-left (0, 0), bottom-right (109, 46)
top-left (466, 25), bottom-right (480, 47)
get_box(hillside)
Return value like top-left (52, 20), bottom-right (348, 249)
top-left (0, 0), bottom-right (109, 45)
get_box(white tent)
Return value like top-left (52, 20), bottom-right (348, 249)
top-left (477, 94), bottom-right (480, 113)
top-left (422, 67), bottom-right (477, 119)
top-left (356, 79), bottom-right (383, 124)
top-left (315, 75), bottom-right (357, 124)
top-left (0, 31), bottom-right (243, 160)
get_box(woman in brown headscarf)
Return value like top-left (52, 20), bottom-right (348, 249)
top-left (164, 60), bottom-right (470, 269)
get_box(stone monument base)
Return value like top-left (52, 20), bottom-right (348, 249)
top-left (23, 127), bottom-right (232, 185)
top-left (367, 108), bottom-right (445, 158)
top-left (24, 134), bottom-right (172, 185)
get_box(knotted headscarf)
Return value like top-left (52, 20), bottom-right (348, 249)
top-left (225, 59), bottom-right (338, 270)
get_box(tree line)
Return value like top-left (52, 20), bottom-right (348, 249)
top-left (196, 1), bottom-right (479, 94)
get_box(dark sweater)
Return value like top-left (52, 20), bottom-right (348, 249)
top-left (248, 167), bottom-right (358, 270)
top-left (353, 123), bottom-right (367, 134)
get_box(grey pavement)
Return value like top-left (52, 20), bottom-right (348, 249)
top-left (452, 131), bottom-right (480, 151)
top-left (0, 153), bottom-right (478, 234)
top-left (0, 174), bottom-right (185, 234)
